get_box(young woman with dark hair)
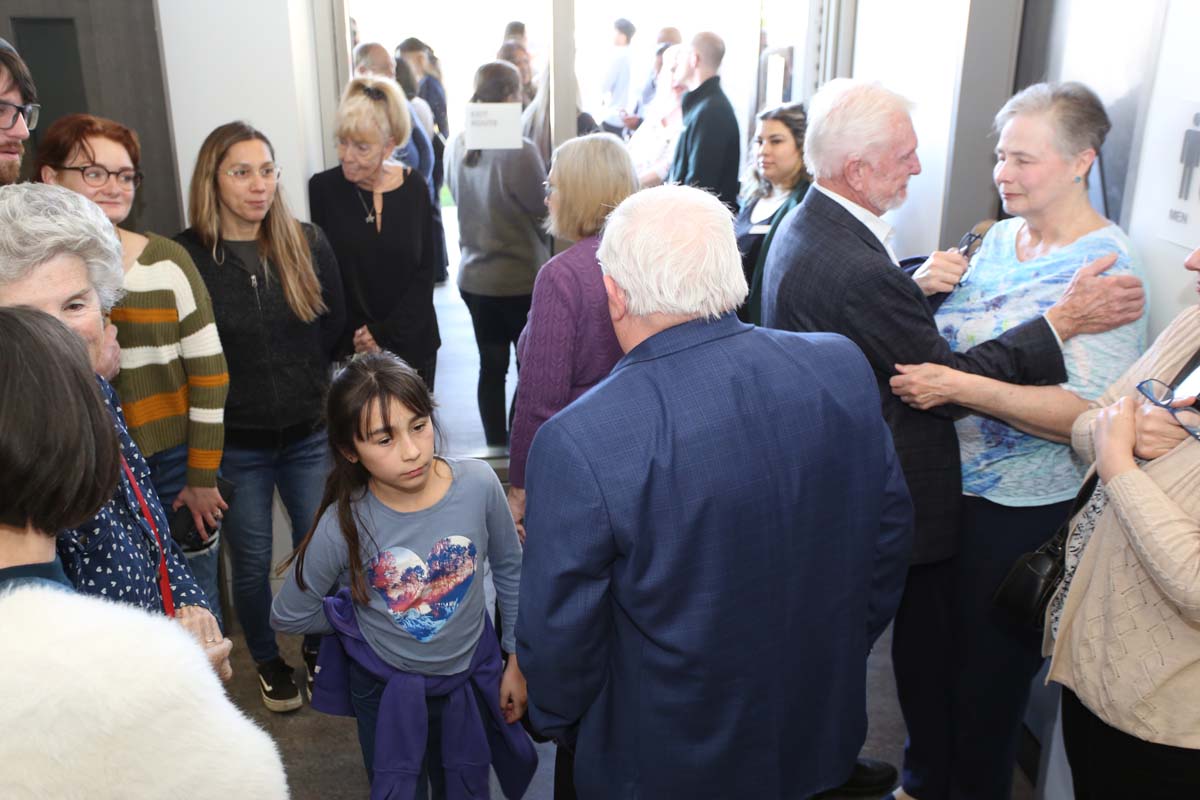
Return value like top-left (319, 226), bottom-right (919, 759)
top-left (176, 121), bottom-right (346, 713)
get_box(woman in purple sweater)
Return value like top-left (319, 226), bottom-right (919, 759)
top-left (506, 129), bottom-right (638, 800)
top-left (507, 133), bottom-right (638, 532)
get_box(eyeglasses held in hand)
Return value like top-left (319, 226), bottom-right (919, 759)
top-left (0, 99), bottom-right (39, 130)
top-left (56, 164), bottom-right (143, 189)
top-left (956, 231), bottom-right (984, 285)
top-left (223, 165), bottom-right (281, 182)
top-left (1136, 378), bottom-right (1200, 442)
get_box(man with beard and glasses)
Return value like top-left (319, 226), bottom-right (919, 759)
top-left (0, 39), bottom-right (37, 186)
top-left (760, 77), bottom-right (1146, 800)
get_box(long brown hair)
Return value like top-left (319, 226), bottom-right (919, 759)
top-left (188, 122), bottom-right (326, 322)
top-left (463, 61), bottom-right (522, 167)
top-left (279, 353), bottom-right (439, 605)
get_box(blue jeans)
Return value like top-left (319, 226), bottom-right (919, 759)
top-left (145, 444), bottom-right (223, 629)
top-left (220, 430), bottom-right (329, 663)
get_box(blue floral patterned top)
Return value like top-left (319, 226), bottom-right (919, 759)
top-left (56, 378), bottom-right (210, 612)
top-left (935, 219), bottom-right (1147, 506)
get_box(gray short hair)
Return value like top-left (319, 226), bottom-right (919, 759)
top-left (598, 184), bottom-right (747, 320)
top-left (994, 81), bottom-right (1110, 158)
top-left (804, 78), bottom-right (914, 180)
top-left (0, 183), bottom-right (124, 311)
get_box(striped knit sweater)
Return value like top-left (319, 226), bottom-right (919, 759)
top-left (110, 233), bottom-right (228, 487)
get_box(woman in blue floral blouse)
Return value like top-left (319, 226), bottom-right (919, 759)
top-left (0, 183), bottom-right (231, 680)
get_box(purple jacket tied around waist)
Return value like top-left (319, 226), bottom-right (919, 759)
top-left (312, 588), bottom-right (537, 799)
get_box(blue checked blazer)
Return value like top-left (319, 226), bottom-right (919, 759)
top-left (517, 313), bottom-right (913, 799)
top-left (761, 188), bottom-right (1067, 564)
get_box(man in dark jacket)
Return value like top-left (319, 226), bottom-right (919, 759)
top-left (761, 78), bottom-right (1145, 799)
top-left (667, 32), bottom-right (740, 210)
top-left (518, 185), bottom-right (913, 799)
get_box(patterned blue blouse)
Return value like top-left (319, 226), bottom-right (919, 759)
top-left (56, 378), bottom-right (210, 613)
top-left (935, 219), bottom-right (1147, 506)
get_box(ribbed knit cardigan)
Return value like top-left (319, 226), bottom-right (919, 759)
top-left (1046, 304), bottom-right (1200, 747)
top-left (109, 233), bottom-right (228, 487)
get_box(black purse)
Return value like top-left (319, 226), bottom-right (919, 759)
top-left (992, 473), bottom-right (1097, 631)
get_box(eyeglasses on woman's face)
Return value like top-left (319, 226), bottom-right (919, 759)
top-left (223, 165), bottom-right (281, 182)
top-left (56, 164), bottom-right (142, 189)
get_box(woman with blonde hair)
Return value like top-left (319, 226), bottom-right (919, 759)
top-left (175, 121), bottom-right (346, 713)
top-left (508, 132), bottom-right (636, 533)
top-left (506, 131), bottom-right (636, 796)
top-left (309, 75), bottom-right (440, 387)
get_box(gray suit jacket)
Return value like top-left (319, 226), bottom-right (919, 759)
top-left (761, 188), bottom-right (1067, 564)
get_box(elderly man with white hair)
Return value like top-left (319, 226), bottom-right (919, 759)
top-left (516, 184), bottom-right (913, 799)
top-left (760, 78), bottom-right (1145, 799)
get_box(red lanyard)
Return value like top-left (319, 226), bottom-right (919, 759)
top-left (120, 455), bottom-right (176, 617)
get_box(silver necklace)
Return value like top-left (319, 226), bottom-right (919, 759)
top-left (354, 188), bottom-right (376, 224)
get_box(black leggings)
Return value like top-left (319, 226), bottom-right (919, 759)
top-left (459, 290), bottom-right (531, 446)
top-left (1061, 687), bottom-right (1200, 798)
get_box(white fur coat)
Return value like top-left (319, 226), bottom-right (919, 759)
top-left (0, 584), bottom-right (289, 799)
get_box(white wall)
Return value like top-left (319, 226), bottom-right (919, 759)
top-left (1121, 0), bottom-right (1196, 336)
top-left (155, 0), bottom-right (331, 222)
top-left (851, 0), bottom-right (971, 258)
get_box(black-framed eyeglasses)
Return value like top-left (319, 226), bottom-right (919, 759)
top-left (1137, 379), bottom-right (1200, 442)
top-left (56, 164), bottom-right (143, 189)
top-left (955, 231), bottom-right (984, 285)
top-left (0, 99), bottom-right (39, 131)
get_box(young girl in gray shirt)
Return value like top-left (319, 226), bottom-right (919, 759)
top-left (271, 353), bottom-right (530, 792)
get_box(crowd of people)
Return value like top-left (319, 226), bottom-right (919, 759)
top-left (1, 16), bottom-right (1198, 800)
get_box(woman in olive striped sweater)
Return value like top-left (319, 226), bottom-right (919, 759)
top-left (36, 114), bottom-right (230, 618)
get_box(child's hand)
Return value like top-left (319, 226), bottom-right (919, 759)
top-left (499, 653), bottom-right (528, 724)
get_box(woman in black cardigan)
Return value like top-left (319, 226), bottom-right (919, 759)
top-left (175, 121), bottom-right (345, 714)
top-left (309, 75), bottom-right (440, 388)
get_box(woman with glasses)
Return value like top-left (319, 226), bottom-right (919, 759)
top-left (309, 76), bottom-right (439, 388)
top-left (35, 114), bottom-right (231, 621)
top-left (449, 61), bottom-right (550, 448)
top-left (884, 83), bottom-right (1147, 800)
top-left (175, 121), bottom-right (346, 714)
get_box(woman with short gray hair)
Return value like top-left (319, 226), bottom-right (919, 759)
top-left (0, 182), bottom-right (230, 679)
top-left (884, 82), bottom-right (1146, 800)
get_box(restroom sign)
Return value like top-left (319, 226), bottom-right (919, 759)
top-left (463, 103), bottom-right (523, 150)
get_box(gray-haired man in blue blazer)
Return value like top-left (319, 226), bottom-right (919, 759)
top-left (517, 184), bottom-right (914, 799)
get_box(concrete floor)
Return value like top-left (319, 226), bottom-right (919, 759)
top-left (222, 625), bottom-right (1033, 800)
top-left (217, 214), bottom-right (1035, 799)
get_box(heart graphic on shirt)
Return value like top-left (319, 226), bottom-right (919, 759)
top-left (367, 536), bottom-right (478, 642)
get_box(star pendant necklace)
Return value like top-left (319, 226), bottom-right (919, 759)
top-left (354, 188), bottom-right (377, 224)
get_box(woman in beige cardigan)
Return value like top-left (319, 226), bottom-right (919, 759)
top-left (887, 247), bottom-right (1200, 796)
